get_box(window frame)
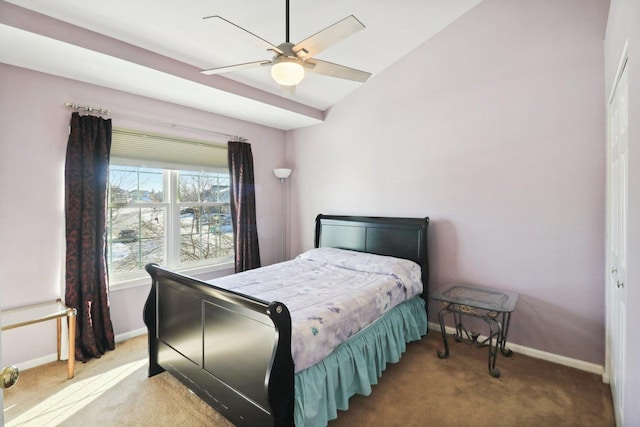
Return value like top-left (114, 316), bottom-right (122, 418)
top-left (107, 155), bottom-right (234, 291)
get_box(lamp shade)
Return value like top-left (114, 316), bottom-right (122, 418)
top-left (273, 168), bottom-right (292, 179)
top-left (271, 57), bottom-right (305, 86)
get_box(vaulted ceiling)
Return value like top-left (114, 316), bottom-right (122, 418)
top-left (0, 0), bottom-right (481, 130)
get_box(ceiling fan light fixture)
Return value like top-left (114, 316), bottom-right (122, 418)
top-left (271, 57), bottom-right (305, 86)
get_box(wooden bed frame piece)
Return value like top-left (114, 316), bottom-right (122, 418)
top-left (144, 214), bottom-right (429, 427)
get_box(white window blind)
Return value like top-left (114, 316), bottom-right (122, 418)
top-left (110, 128), bottom-right (228, 172)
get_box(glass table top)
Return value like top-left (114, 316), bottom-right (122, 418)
top-left (1, 300), bottom-right (76, 331)
top-left (430, 284), bottom-right (519, 313)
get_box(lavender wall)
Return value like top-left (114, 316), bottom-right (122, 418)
top-left (0, 64), bottom-right (286, 366)
top-left (604, 0), bottom-right (640, 424)
top-left (287, 0), bottom-right (609, 365)
top-left (0, 0), bottom-right (618, 376)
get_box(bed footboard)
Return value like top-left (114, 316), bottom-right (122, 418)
top-left (143, 263), bottom-right (294, 427)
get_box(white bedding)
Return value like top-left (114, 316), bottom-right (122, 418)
top-left (207, 247), bottom-right (423, 372)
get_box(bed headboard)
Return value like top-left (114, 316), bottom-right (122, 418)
top-left (314, 214), bottom-right (430, 289)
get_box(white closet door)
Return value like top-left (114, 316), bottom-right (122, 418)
top-left (606, 53), bottom-right (628, 427)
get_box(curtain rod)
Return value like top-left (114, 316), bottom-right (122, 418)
top-left (64, 102), bottom-right (248, 142)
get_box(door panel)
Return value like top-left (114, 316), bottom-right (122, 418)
top-left (607, 56), bottom-right (628, 427)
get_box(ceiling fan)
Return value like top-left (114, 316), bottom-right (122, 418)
top-left (200, 0), bottom-right (372, 93)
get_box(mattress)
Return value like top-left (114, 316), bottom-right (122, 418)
top-left (207, 247), bottom-right (424, 373)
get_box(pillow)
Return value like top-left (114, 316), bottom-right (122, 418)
top-left (297, 247), bottom-right (423, 291)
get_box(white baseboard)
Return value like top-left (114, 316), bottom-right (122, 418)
top-left (427, 322), bottom-right (604, 377)
top-left (10, 354), bottom-right (57, 372)
top-left (115, 327), bottom-right (147, 343)
top-left (9, 328), bottom-right (148, 373)
top-left (11, 324), bottom-right (604, 380)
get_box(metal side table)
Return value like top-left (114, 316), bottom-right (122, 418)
top-left (2, 299), bottom-right (77, 379)
top-left (431, 284), bottom-right (519, 377)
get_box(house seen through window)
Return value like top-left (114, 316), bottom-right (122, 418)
top-left (107, 128), bottom-right (232, 282)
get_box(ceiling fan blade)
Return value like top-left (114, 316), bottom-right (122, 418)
top-left (304, 59), bottom-right (371, 83)
top-left (203, 15), bottom-right (283, 55)
top-left (201, 60), bottom-right (272, 75)
top-left (294, 15), bottom-right (365, 58)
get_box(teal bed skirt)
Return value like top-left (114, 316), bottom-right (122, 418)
top-left (293, 297), bottom-right (428, 427)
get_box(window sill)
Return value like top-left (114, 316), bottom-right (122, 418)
top-left (109, 261), bottom-right (235, 292)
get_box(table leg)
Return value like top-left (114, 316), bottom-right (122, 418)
top-left (437, 307), bottom-right (450, 359)
top-left (484, 318), bottom-right (502, 378)
top-left (500, 312), bottom-right (514, 357)
top-left (67, 314), bottom-right (76, 379)
top-left (453, 310), bottom-right (463, 341)
top-left (56, 317), bottom-right (62, 361)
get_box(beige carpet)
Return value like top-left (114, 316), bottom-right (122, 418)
top-left (4, 332), bottom-right (614, 426)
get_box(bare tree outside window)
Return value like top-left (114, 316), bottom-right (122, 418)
top-left (178, 171), bottom-right (233, 263)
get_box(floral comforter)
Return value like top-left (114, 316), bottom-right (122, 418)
top-left (207, 247), bottom-right (424, 373)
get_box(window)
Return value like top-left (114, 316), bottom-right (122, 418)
top-left (178, 170), bottom-right (233, 264)
top-left (107, 128), bottom-right (232, 283)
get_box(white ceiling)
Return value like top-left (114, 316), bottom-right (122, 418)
top-left (0, 0), bottom-right (481, 130)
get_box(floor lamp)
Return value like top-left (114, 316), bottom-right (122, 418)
top-left (273, 168), bottom-right (292, 262)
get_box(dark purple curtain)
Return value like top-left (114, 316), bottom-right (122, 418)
top-left (65, 112), bottom-right (115, 362)
top-left (228, 141), bottom-right (261, 272)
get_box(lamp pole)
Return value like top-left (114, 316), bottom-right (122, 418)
top-left (273, 168), bottom-right (292, 261)
top-left (279, 176), bottom-right (286, 261)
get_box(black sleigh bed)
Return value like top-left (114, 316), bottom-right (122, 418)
top-left (143, 214), bottom-right (430, 427)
